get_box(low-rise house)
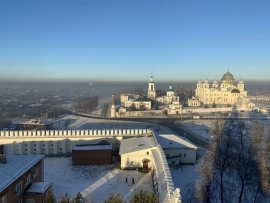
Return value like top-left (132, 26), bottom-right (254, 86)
top-left (119, 136), bottom-right (156, 170)
top-left (0, 154), bottom-right (52, 203)
top-left (154, 133), bottom-right (198, 165)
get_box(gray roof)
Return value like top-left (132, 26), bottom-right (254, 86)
top-left (119, 136), bottom-right (156, 155)
top-left (0, 155), bottom-right (45, 192)
top-left (155, 134), bottom-right (198, 150)
top-left (25, 182), bottom-right (52, 194)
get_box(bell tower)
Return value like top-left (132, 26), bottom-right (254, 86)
top-left (110, 93), bottom-right (116, 118)
top-left (147, 76), bottom-right (156, 100)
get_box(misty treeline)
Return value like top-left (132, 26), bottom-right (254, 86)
top-left (72, 95), bottom-right (99, 113)
top-left (183, 119), bottom-right (270, 203)
top-left (46, 188), bottom-right (158, 203)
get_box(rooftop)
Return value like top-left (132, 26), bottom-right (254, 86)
top-left (19, 119), bottom-right (54, 126)
top-left (155, 134), bottom-right (198, 150)
top-left (119, 136), bottom-right (156, 154)
top-left (25, 182), bottom-right (52, 194)
top-left (134, 96), bottom-right (151, 102)
top-left (0, 155), bottom-right (45, 193)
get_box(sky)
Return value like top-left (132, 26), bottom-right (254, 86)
top-left (0, 1), bottom-right (270, 82)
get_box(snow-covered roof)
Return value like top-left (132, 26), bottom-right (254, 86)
top-left (18, 119), bottom-right (53, 126)
top-left (25, 182), bottom-right (52, 194)
top-left (0, 155), bottom-right (45, 193)
top-left (155, 134), bottom-right (198, 150)
top-left (73, 145), bottom-right (112, 150)
top-left (119, 136), bottom-right (156, 155)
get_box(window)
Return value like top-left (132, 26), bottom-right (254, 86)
top-left (1, 195), bottom-right (7, 203)
top-left (131, 161), bottom-right (133, 165)
top-left (172, 161), bottom-right (175, 164)
top-left (35, 167), bottom-right (39, 177)
top-left (15, 181), bottom-right (22, 195)
top-left (146, 151), bottom-right (149, 155)
top-left (166, 153), bottom-right (169, 158)
top-left (179, 153), bottom-right (182, 158)
top-left (26, 173), bottom-right (31, 184)
top-left (184, 153), bottom-right (186, 158)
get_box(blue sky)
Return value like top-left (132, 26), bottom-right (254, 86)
top-left (0, 1), bottom-right (270, 82)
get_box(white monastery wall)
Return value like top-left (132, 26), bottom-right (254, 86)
top-left (0, 128), bottom-right (150, 155)
top-left (183, 107), bottom-right (233, 113)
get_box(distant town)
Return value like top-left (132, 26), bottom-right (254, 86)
top-left (1, 71), bottom-right (270, 203)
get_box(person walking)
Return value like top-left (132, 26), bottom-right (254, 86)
top-left (132, 177), bottom-right (135, 185)
top-left (126, 177), bottom-right (128, 183)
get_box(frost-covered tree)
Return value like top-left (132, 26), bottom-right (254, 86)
top-left (196, 119), bottom-right (270, 203)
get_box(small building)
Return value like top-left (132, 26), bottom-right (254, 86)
top-left (16, 119), bottom-right (54, 130)
top-left (154, 133), bottom-right (198, 165)
top-left (156, 85), bottom-right (179, 104)
top-left (124, 96), bottom-right (152, 110)
top-left (72, 140), bottom-right (112, 165)
top-left (0, 154), bottom-right (52, 203)
top-left (119, 136), bottom-right (156, 170)
top-left (188, 97), bottom-right (201, 107)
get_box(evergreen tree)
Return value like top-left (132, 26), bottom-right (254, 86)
top-left (130, 188), bottom-right (158, 203)
top-left (45, 187), bottom-right (57, 203)
top-left (103, 193), bottom-right (125, 203)
top-left (59, 192), bottom-right (70, 203)
top-left (70, 192), bottom-right (85, 203)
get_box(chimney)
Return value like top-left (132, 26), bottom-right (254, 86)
top-left (0, 154), bottom-right (6, 164)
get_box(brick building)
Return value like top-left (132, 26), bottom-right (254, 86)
top-left (0, 154), bottom-right (52, 203)
top-left (72, 140), bottom-right (112, 165)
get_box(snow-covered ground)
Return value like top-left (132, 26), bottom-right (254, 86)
top-left (53, 115), bottom-right (154, 130)
top-left (170, 165), bottom-right (201, 196)
top-left (44, 157), bottom-right (152, 202)
top-left (176, 120), bottom-right (212, 140)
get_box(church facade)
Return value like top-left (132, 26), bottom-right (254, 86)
top-left (195, 71), bottom-right (248, 106)
top-left (156, 85), bottom-right (179, 104)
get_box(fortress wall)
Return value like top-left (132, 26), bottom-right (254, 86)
top-left (0, 128), bottom-right (150, 155)
top-left (182, 107), bottom-right (233, 114)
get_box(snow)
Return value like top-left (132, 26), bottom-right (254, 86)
top-left (44, 157), bottom-right (153, 202)
top-left (53, 115), bottom-right (153, 130)
top-left (170, 165), bottom-right (201, 195)
top-left (175, 120), bottom-right (212, 140)
top-left (25, 182), bottom-right (52, 194)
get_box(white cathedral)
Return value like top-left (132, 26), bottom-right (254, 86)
top-left (189, 71), bottom-right (248, 107)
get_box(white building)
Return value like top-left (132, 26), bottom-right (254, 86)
top-left (188, 97), bottom-right (201, 107)
top-left (119, 136), bottom-right (156, 169)
top-left (157, 85), bottom-right (179, 104)
top-left (195, 71), bottom-right (248, 106)
top-left (120, 132), bottom-right (198, 169)
top-left (124, 96), bottom-right (152, 110)
top-left (154, 133), bottom-right (198, 165)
